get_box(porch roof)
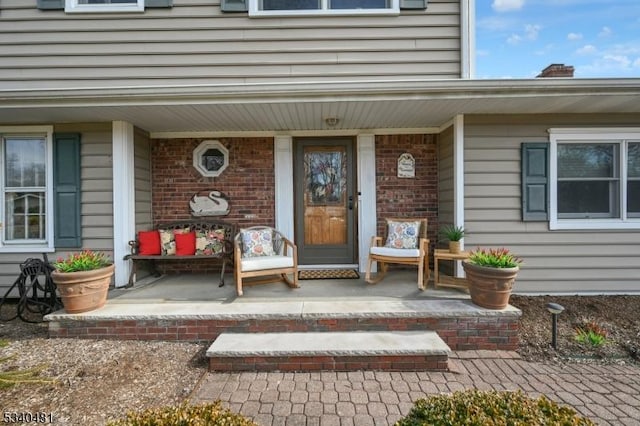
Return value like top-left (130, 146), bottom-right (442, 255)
top-left (1, 78), bottom-right (640, 133)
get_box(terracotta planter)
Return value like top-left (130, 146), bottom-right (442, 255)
top-left (52, 264), bottom-right (114, 314)
top-left (462, 261), bottom-right (518, 310)
top-left (449, 241), bottom-right (461, 254)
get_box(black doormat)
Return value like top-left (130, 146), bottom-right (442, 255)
top-left (298, 269), bottom-right (360, 280)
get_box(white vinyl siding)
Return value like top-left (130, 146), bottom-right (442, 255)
top-left (464, 114), bottom-right (640, 294)
top-left (0, 0), bottom-right (462, 90)
top-left (134, 128), bottom-right (153, 231)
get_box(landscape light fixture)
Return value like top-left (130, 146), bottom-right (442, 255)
top-left (546, 302), bottom-right (565, 349)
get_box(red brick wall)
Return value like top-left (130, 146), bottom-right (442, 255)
top-left (150, 137), bottom-right (275, 273)
top-left (151, 137), bottom-right (275, 228)
top-left (374, 134), bottom-right (438, 243)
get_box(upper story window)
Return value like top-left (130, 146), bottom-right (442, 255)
top-left (549, 128), bottom-right (640, 230)
top-left (0, 127), bottom-right (54, 252)
top-left (250, 0), bottom-right (399, 16)
top-left (65, 0), bottom-right (144, 13)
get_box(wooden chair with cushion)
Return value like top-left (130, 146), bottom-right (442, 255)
top-left (233, 226), bottom-right (299, 296)
top-left (365, 218), bottom-right (430, 290)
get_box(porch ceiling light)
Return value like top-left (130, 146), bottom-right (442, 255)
top-left (324, 117), bottom-right (339, 127)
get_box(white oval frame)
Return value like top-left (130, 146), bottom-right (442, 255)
top-left (193, 140), bottom-right (229, 177)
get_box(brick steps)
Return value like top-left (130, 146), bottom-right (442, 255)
top-left (207, 331), bottom-right (451, 372)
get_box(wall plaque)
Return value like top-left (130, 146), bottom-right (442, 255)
top-left (397, 153), bottom-right (415, 178)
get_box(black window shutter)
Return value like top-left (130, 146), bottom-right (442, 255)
top-left (146, 0), bottom-right (173, 7)
top-left (37, 0), bottom-right (63, 9)
top-left (521, 142), bottom-right (549, 221)
top-left (53, 133), bottom-right (82, 248)
top-left (221, 0), bottom-right (248, 12)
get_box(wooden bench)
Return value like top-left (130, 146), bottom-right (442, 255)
top-left (123, 220), bottom-right (235, 288)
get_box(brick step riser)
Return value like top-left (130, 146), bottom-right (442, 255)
top-left (49, 316), bottom-right (518, 351)
top-left (209, 355), bottom-right (450, 372)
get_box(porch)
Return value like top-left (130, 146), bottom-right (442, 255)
top-left (45, 270), bottom-right (521, 370)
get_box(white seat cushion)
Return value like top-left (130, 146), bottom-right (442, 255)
top-left (241, 255), bottom-right (294, 272)
top-left (370, 246), bottom-right (420, 258)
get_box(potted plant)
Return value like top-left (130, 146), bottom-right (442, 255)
top-left (462, 247), bottom-right (521, 310)
top-left (51, 250), bottom-right (114, 314)
top-left (439, 224), bottom-right (466, 254)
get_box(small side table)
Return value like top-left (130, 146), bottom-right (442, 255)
top-left (434, 249), bottom-right (470, 290)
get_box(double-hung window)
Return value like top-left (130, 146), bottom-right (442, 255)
top-left (65, 0), bottom-right (144, 13)
top-left (250, 0), bottom-right (399, 16)
top-left (549, 128), bottom-right (640, 229)
top-left (0, 127), bottom-right (54, 251)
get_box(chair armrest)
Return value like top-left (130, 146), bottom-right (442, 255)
top-left (370, 236), bottom-right (383, 247)
top-left (419, 238), bottom-right (430, 254)
top-left (128, 240), bottom-right (139, 255)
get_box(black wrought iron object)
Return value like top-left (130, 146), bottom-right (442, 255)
top-left (0, 255), bottom-right (61, 323)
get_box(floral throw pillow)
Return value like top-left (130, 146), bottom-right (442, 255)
top-left (195, 229), bottom-right (226, 256)
top-left (384, 220), bottom-right (421, 249)
top-left (159, 228), bottom-right (189, 256)
top-left (240, 228), bottom-right (275, 258)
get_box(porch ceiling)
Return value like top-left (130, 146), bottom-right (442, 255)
top-left (1, 78), bottom-right (640, 133)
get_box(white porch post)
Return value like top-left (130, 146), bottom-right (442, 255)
top-left (453, 115), bottom-right (466, 276)
top-left (112, 121), bottom-right (135, 288)
top-left (274, 136), bottom-right (294, 241)
top-left (357, 134), bottom-right (376, 273)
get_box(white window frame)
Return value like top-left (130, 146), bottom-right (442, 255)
top-left (249, 0), bottom-right (399, 17)
top-left (65, 0), bottom-right (144, 13)
top-left (193, 140), bottom-right (229, 178)
top-left (549, 127), bottom-right (640, 230)
top-left (0, 126), bottom-right (55, 253)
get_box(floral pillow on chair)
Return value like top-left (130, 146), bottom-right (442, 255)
top-left (240, 228), bottom-right (275, 258)
top-left (384, 220), bottom-right (421, 249)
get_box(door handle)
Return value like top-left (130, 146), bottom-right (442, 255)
top-left (348, 196), bottom-right (353, 210)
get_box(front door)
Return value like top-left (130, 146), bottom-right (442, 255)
top-left (294, 138), bottom-right (356, 265)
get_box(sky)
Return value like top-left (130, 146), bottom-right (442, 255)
top-left (475, 0), bottom-right (640, 79)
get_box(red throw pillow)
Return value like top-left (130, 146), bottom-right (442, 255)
top-left (175, 231), bottom-right (196, 256)
top-left (138, 230), bottom-right (161, 255)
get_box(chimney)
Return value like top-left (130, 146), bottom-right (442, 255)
top-left (537, 64), bottom-right (575, 78)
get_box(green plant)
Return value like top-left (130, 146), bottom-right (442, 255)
top-left (53, 250), bottom-right (111, 273)
top-left (467, 247), bottom-right (521, 269)
top-left (439, 224), bottom-right (466, 242)
top-left (395, 389), bottom-right (595, 426)
top-left (575, 319), bottom-right (608, 347)
top-left (107, 401), bottom-right (258, 426)
top-left (0, 342), bottom-right (56, 389)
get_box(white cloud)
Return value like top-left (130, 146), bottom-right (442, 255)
top-left (634, 58), bottom-right (640, 68)
top-left (524, 24), bottom-right (541, 40)
top-left (492, 0), bottom-right (525, 13)
top-left (507, 34), bottom-right (523, 45)
top-left (576, 44), bottom-right (598, 55)
top-left (567, 32), bottom-right (583, 41)
top-left (598, 26), bottom-right (613, 38)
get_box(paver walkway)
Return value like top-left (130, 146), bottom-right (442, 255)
top-left (190, 351), bottom-right (640, 426)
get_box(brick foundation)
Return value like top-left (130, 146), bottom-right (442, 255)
top-left (48, 316), bottom-right (519, 351)
top-left (208, 354), bottom-right (450, 372)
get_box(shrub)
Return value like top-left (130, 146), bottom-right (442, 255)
top-left (575, 319), bottom-right (608, 347)
top-left (395, 389), bottom-right (595, 426)
top-left (107, 401), bottom-right (258, 426)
